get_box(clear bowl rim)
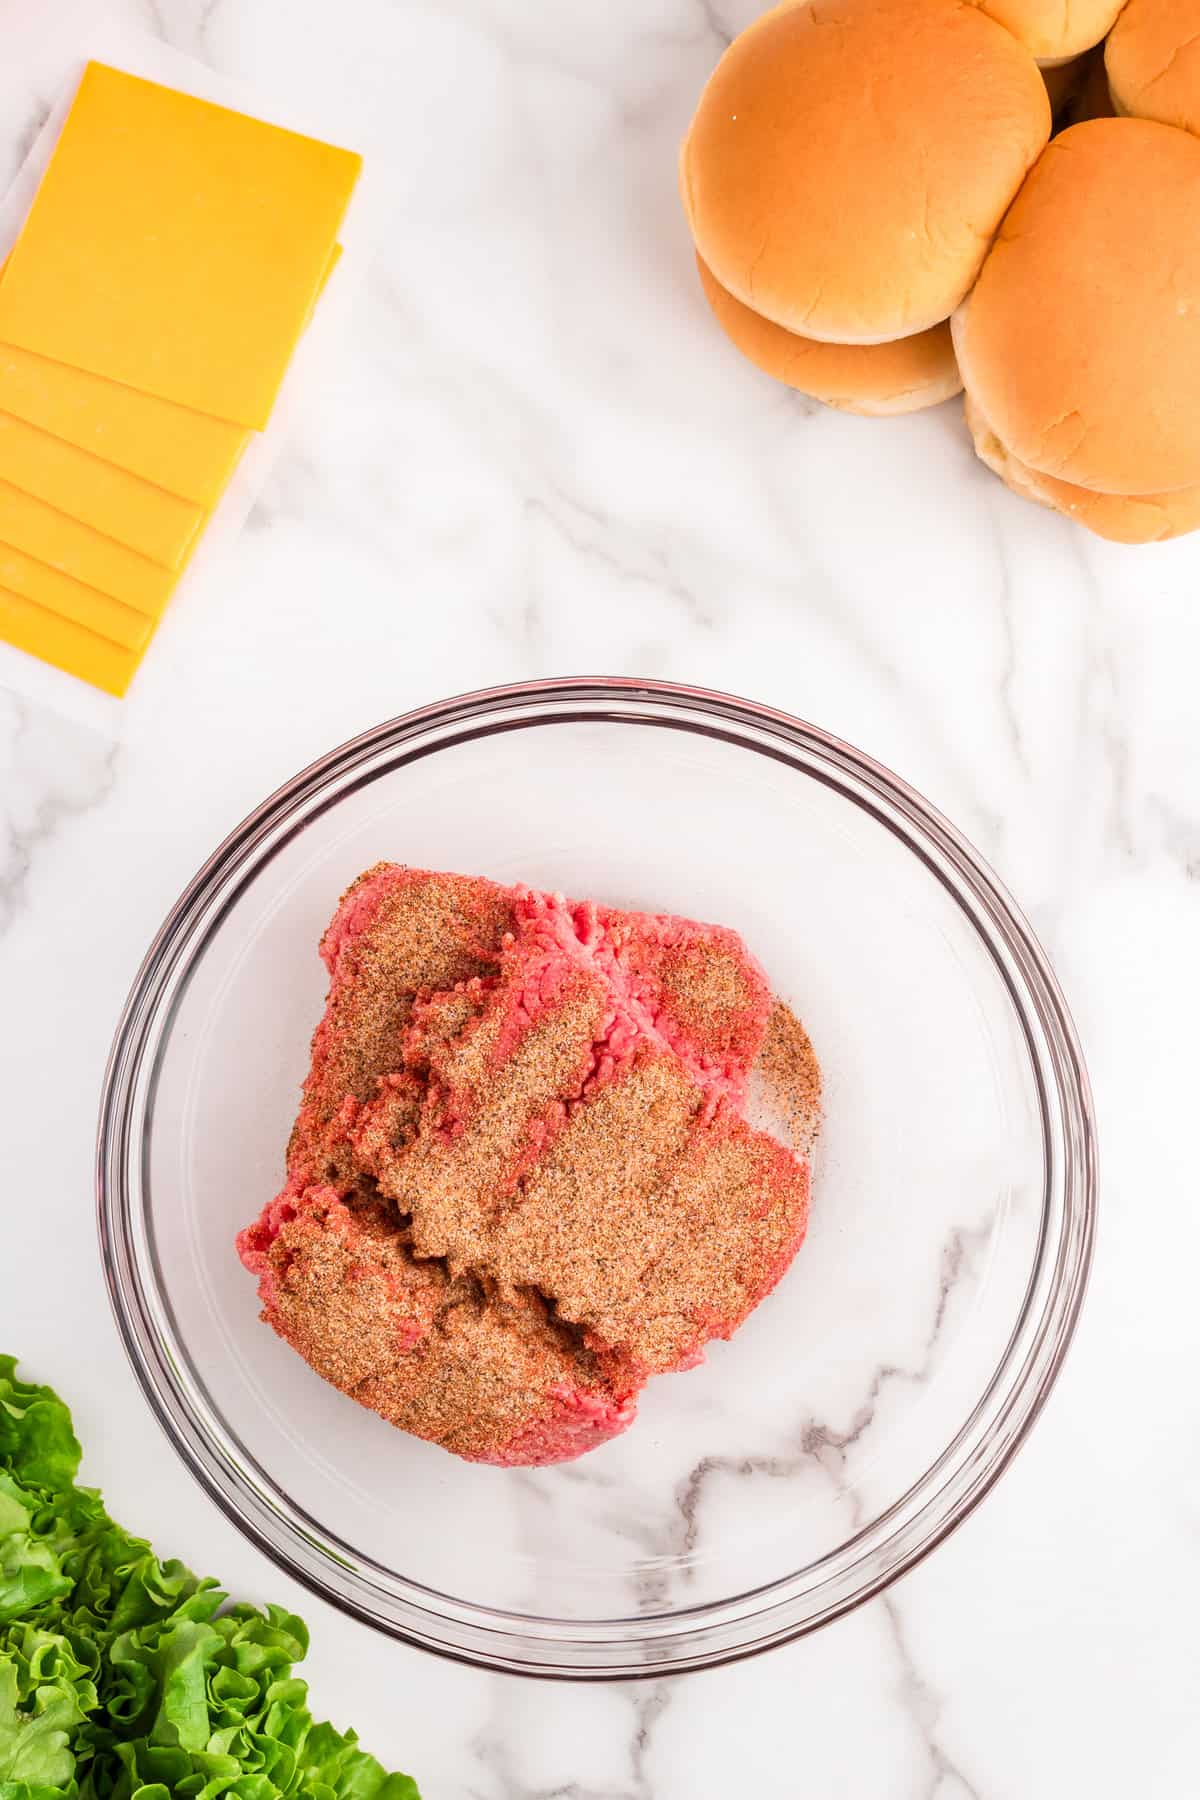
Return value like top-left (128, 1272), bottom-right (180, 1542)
top-left (96, 676), bottom-right (1097, 1680)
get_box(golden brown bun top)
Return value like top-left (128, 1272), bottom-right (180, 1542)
top-left (1107, 0), bottom-right (1200, 135)
top-left (682, 0), bottom-right (1050, 345)
top-left (954, 118), bottom-right (1200, 496)
top-left (970, 0), bottom-right (1126, 64)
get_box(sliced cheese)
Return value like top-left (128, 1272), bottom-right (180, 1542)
top-left (0, 344), bottom-right (250, 507)
top-left (0, 62), bottom-right (361, 428)
top-left (0, 240), bottom-right (342, 509)
top-left (0, 540), bottom-right (152, 653)
top-left (0, 582), bottom-right (141, 696)
top-left (0, 480), bottom-right (177, 617)
top-left (0, 412), bottom-right (202, 568)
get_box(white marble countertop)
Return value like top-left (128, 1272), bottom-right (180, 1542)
top-left (3, 1), bottom-right (1199, 1793)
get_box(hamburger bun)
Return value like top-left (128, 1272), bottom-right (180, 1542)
top-left (695, 256), bottom-right (962, 415)
top-left (966, 394), bottom-right (1200, 543)
top-left (681, 0), bottom-right (1050, 345)
top-left (970, 1), bottom-right (1126, 65)
top-left (953, 119), bottom-right (1200, 496)
top-left (1107, 0), bottom-right (1200, 137)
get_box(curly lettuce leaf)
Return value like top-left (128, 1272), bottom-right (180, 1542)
top-left (0, 1362), bottom-right (81, 1496)
top-left (0, 1628), bottom-right (93, 1790)
top-left (0, 1359), bottom-right (419, 1800)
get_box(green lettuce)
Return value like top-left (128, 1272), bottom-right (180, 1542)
top-left (0, 1358), bottom-right (419, 1800)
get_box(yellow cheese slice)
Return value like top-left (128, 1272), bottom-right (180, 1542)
top-left (0, 540), bottom-right (152, 652)
top-left (0, 412), bottom-right (203, 569)
top-left (0, 241), bottom-right (341, 508)
top-left (0, 480), bottom-right (177, 617)
top-left (0, 345), bottom-right (250, 508)
top-left (0, 582), bottom-right (142, 696)
top-left (0, 243), bottom-right (343, 517)
top-left (0, 63), bottom-right (361, 428)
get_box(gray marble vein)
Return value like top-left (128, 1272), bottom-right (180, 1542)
top-left (466, 1681), bottom-right (672, 1800)
top-left (673, 1216), bottom-right (996, 1563)
top-left (0, 694), bottom-right (118, 936)
top-left (880, 1594), bottom-right (987, 1800)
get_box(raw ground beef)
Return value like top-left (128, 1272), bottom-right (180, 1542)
top-left (238, 865), bottom-right (819, 1465)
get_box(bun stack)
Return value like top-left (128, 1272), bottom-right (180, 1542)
top-left (683, 0), bottom-right (1200, 542)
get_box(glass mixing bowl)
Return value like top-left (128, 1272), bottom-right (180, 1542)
top-left (97, 679), bottom-right (1095, 1678)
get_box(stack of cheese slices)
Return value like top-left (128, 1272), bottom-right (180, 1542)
top-left (683, 0), bottom-right (1200, 545)
top-left (0, 62), bottom-right (359, 694)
